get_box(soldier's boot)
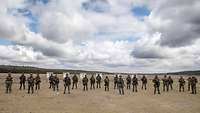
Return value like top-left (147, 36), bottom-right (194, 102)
top-left (57, 85), bottom-right (59, 91)
top-left (9, 86), bottom-right (12, 93)
top-left (19, 83), bottom-right (22, 90)
top-left (28, 88), bottom-right (30, 94)
top-left (163, 85), bottom-right (165, 91)
top-left (136, 87), bottom-right (137, 92)
top-left (6, 87), bottom-right (8, 94)
top-left (188, 84), bottom-right (190, 91)
top-left (68, 86), bottom-right (70, 94)
top-left (145, 84), bottom-right (147, 90)
top-left (64, 86), bottom-right (66, 94)
top-left (53, 85), bottom-right (55, 91)
top-left (122, 88), bottom-right (124, 95)
top-left (86, 85), bottom-right (88, 91)
top-left (167, 85), bottom-right (169, 92)
top-left (24, 83), bottom-right (26, 90)
top-left (158, 88), bottom-right (160, 94)
top-left (119, 88), bottom-right (121, 95)
top-left (72, 84), bottom-right (74, 89)
top-left (32, 87), bottom-right (34, 94)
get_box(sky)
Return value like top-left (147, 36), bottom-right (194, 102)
top-left (0, 0), bottom-right (200, 73)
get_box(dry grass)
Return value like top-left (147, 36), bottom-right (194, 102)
top-left (0, 73), bottom-right (200, 113)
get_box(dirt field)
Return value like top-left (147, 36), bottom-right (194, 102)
top-left (0, 73), bottom-right (200, 113)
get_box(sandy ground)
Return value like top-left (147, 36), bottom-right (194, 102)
top-left (0, 73), bottom-right (200, 113)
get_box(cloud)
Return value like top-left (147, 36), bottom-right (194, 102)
top-left (146, 0), bottom-right (200, 47)
top-left (0, 0), bottom-right (200, 73)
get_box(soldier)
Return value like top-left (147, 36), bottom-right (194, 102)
top-left (132, 75), bottom-right (138, 92)
top-left (82, 75), bottom-right (88, 91)
top-left (90, 75), bottom-right (95, 90)
top-left (53, 75), bottom-right (59, 91)
top-left (187, 77), bottom-right (192, 91)
top-left (49, 74), bottom-right (54, 89)
top-left (72, 74), bottom-right (78, 89)
top-left (162, 75), bottom-right (169, 92)
top-left (126, 75), bottom-right (131, 90)
top-left (63, 74), bottom-right (71, 94)
top-left (5, 73), bottom-right (13, 93)
top-left (168, 76), bottom-right (173, 90)
top-left (178, 76), bottom-right (185, 92)
top-left (141, 75), bottom-right (147, 90)
top-left (27, 74), bottom-right (35, 94)
top-left (152, 75), bottom-right (160, 94)
top-left (104, 76), bottom-right (109, 91)
top-left (191, 76), bottom-right (198, 94)
top-left (96, 74), bottom-right (102, 88)
top-left (114, 75), bottom-right (118, 89)
top-left (35, 73), bottom-right (41, 90)
top-left (19, 73), bottom-right (26, 90)
top-left (118, 75), bottom-right (125, 95)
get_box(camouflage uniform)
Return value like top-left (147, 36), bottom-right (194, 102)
top-left (5, 74), bottom-right (13, 93)
top-left (132, 75), bottom-right (138, 92)
top-left (72, 74), bottom-right (78, 89)
top-left (162, 75), bottom-right (169, 92)
top-left (96, 74), bottom-right (101, 88)
top-left (49, 74), bottom-right (54, 89)
top-left (63, 74), bottom-right (71, 94)
top-left (114, 75), bottom-right (118, 89)
top-left (178, 76), bottom-right (185, 92)
top-left (90, 75), bottom-right (95, 90)
top-left (141, 75), bottom-right (147, 90)
top-left (168, 76), bottom-right (173, 90)
top-left (104, 76), bottom-right (109, 91)
top-left (187, 77), bottom-right (192, 91)
top-left (152, 75), bottom-right (160, 94)
top-left (126, 75), bottom-right (131, 90)
top-left (19, 73), bottom-right (26, 90)
top-left (118, 76), bottom-right (125, 95)
top-left (53, 75), bottom-right (59, 91)
top-left (82, 75), bottom-right (88, 91)
top-left (35, 74), bottom-right (41, 90)
top-left (191, 76), bottom-right (198, 94)
top-left (27, 74), bottom-right (35, 94)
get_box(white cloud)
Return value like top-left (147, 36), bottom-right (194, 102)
top-left (0, 0), bottom-right (200, 73)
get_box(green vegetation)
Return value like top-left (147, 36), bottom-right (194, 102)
top-left (0, 65), bottom-right (112, 74)
top-left (0, 65), bottom-right (199, 75)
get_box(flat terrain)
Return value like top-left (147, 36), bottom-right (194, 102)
top-left (0, 73), bottom-right (200, 113)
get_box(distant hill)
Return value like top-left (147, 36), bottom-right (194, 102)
top-left (0, 65), bottom-right (113, 74)
top-left (0, 65), bottom-right (199, 75)
top-left (168, 70), bottom-right (200, 75)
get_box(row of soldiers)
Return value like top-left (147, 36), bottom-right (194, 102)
top-left (4, 73), bottom-right (198, 95)
top-left (152, 75), bottom-right (198, 94)
top-left (5, 73), bottom-right (41, 94)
